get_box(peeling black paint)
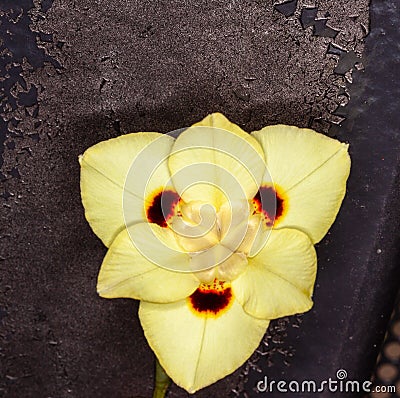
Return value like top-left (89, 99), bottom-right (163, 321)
top-left (0, 0), bottom-right (58, 171)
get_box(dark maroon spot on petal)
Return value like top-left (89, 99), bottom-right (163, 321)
top-left (189, 284), bottom-right (232, 316)
top-left (253, 185), bottom-right (284, 226)
top-left (146, 190), bottom-right (180, 228)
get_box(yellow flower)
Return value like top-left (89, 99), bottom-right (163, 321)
top-left (79, 113), bottom-right (350, 393)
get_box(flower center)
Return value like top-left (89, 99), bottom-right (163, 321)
top-left (170, 200), bottom-right (266, 283)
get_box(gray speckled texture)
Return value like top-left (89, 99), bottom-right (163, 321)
top-left (0, 0), bottom-right (370, 397)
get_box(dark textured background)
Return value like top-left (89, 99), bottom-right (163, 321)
top-left (1, 0), bottom-right (399, 397)
top-left (253, 1), bottom-right (400, 397)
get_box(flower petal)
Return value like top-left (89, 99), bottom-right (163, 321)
top-left (251, 125), bottom-right (350, 243)
top-left (80, 132), bottom-right (174, 247)
top-left (139, 295), bottom-right (268, 393)
top-left (232, 229), bottom-right (317, 319)
top-left (97, 224), bottom-right (199, 303)
top-left (169, 113), bottom-right (266, 208)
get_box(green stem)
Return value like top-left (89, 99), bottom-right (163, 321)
top-left (152, 357), bottom-right (171, 398)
